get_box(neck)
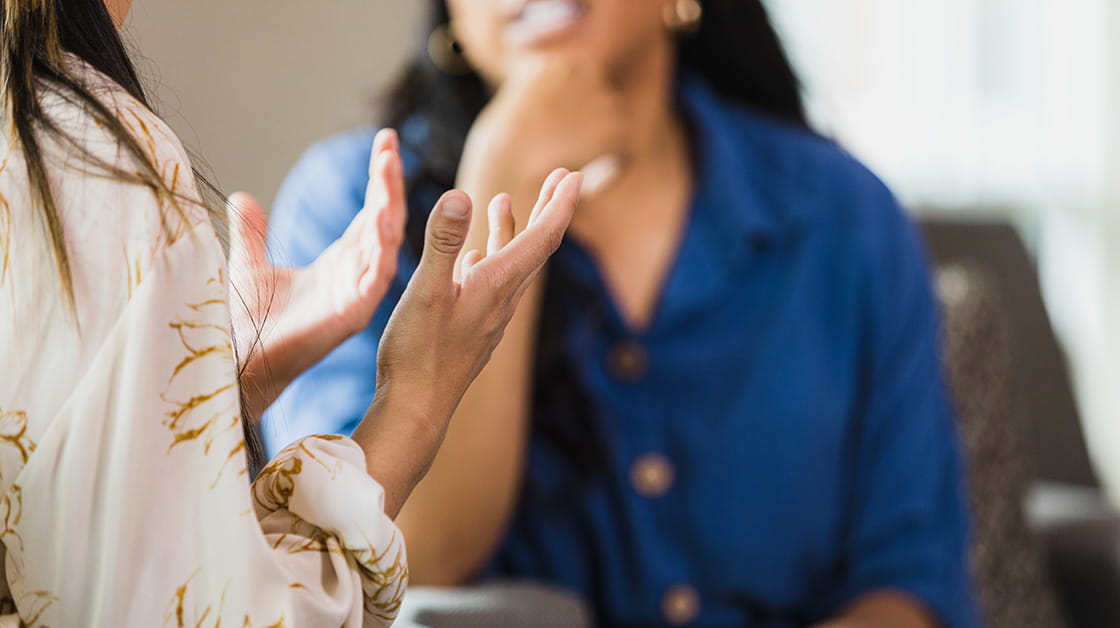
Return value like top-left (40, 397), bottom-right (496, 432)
top-left (607, 37), bottom-right (690, 194)
top-left (611, 37), bottom-right (688, 180)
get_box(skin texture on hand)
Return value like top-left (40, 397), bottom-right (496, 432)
top-left (353, 169), bottom-right (583, 518)
top-left (228, 129), bottom-right (407, 422)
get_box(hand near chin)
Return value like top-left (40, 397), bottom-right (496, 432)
top-left (461, 55), bottom-right (627, 205)
top-left (228, 129), bottom-right (408, 421)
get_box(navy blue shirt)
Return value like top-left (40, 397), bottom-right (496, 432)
top-left (263, 77), bottom-right (978, 628)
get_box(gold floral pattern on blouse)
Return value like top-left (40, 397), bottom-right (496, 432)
top-left (159, 270), bottom-right (246, 486)
top-left (0, 58), bottom-right (407, 626)
top-left (0, 485), bottom-right (24, 552)
top-left (164, 573), bottom-right (284, 628)
top-left (253, 449), bottom-right (303, 513)
top-left (0, 153), bottom-right (10, 285)
top-left (356, 530), bottom-right (407, 623)
top-left (10, 589), bottom-right (56, 628)
top-left (119, 104), bottom-right (198, 249)
top-left (1, 492), bottom-right (57, 627)
top-left (254, 449), bottom-right (338, 557)
top-left (252, 438), bottom-right (409, 619)
top-left (0, 194), bottom-right (9, 286)
top-left (0, 409), bottom-right (35, 466)
top-left (123, 244), bottom-right (143, 300)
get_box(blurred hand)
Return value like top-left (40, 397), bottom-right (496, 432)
top-left (459, 57), bottom-right (627, 211)
top-left (228, 129), bottom-right (408, 420)
top-left (354, 169), bottom-right (582, 515)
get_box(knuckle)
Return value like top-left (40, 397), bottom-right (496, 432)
top-left (402, 280), bottom-right (440, 310)
top-left (428, 227), bottom-right (465, 255)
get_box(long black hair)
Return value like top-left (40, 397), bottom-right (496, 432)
top-left (1, 0), bottom-right (266, 468)
top-left (381, 0), bottom-right (806, 483)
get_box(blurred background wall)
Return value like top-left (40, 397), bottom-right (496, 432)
top-left (124, 0), bottom-right (423, 209)
top-left (123, 0), bottom-right (1118, 502)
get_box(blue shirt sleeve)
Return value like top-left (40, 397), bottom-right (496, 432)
top-left (821, 181), bottom-right (979, 627)
top-left (261, 129), bottom-right (411, 457)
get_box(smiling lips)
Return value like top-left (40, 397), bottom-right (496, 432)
top-left (505, 0), bottom-right (587, 46)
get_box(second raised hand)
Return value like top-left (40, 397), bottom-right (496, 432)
top-left (228, 128), bottom-right (408, 421)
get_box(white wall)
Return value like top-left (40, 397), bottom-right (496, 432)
top-left (124, 0), bottom-right (424, 209)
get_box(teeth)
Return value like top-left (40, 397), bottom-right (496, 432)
top-left (518, 0), bottom-right (580, 28)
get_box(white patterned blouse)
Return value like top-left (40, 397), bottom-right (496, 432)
top-left (0, 56), bottom-right (406, 627)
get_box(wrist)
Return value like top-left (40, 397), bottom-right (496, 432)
top-left (238, 326), bottom-right (326, 420)
top-left (373, 375), bottom-right (458, 436)
top-left (354, 382), bottom-right (451, 517)
top-left (238, 348), bottom-right (299, 422)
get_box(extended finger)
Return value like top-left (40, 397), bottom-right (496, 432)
top-left (362, 129), bottom-right (403, 217)
top-left (414, 190), bottom-right (473, 292)
top-left (486, 193), bottom-right (514, 255)
top-left (346, 132), bottom-right (407, 256)
top-left (375, 129), bottom-right (408, 243)
top-left (358, 211), bottom-right (399, 294)
top-left (485, 172), bottom-right (582, 285)
top-left (528, 168), bottom-right (569, 227)
top-left (372, 127), bottom-right (398, 160)
top-left (362, 129), bottom-right (395, 215)
top-left (376, 144), bottom-right (407, 247)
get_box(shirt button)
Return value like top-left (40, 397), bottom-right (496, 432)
top-left (606, 340), bottom-right (648, 381)
top-left (662, 585), bottom-right (700, 625)
top-left (631, 453), bottom-right (674, 498)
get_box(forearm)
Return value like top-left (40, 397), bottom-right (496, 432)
top-left (393, 277), bottom-right (544, 584)
top-left (352, 205), bottom-right (542, 523)
top-left (813, 591), bottom-right (937, 628)
top-left (348, 384), bottom-right (445, 519)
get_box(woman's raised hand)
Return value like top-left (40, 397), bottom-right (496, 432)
top-left (228, 129), bottom-right (407, 421)
top-left (353, 169), bottom-right (583, 516)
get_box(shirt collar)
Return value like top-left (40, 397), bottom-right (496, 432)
top-left (401, 75), bottom-right (812, 268)
top-left (677, 74), bottom-right (808, 265)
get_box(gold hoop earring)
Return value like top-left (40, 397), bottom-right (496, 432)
top-left (663, 0), bottom-right (703, 34)
top-left (428, 24), bottom-right (472, 75)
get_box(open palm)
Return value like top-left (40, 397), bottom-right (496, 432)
top-left (229, 129), bottom-right (407, 419)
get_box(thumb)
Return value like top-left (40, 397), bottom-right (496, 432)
top-left (414, 190), bottom-right (473, 289)
top-left (227, 192), bottom-right (268, 268)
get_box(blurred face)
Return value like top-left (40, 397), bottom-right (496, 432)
top-left (446, 0), bottom-right (674, 85)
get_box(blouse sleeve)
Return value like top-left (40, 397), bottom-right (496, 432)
top-left (3, 221), bottom-right (406, 627)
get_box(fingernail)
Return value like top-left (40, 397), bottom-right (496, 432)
top-left (443, 195), bottom-right (470, 219)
